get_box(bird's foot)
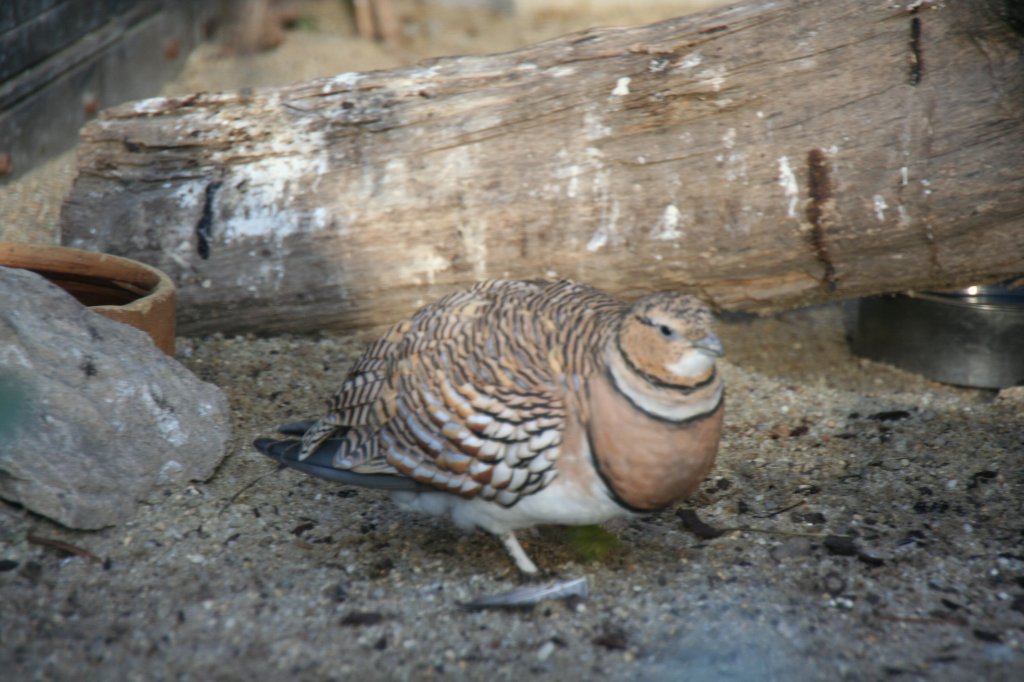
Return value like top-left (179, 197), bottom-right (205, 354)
top-left (497, 531), bottom-right (541, 577)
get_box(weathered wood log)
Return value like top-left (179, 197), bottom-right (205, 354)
top-left (62, 0), bottom-right (1024, 335)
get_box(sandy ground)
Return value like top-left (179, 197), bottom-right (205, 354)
top-left (2, 2), bottom-right (1023, 680)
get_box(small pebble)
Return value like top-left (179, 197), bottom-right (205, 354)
top-left (824, 535), bottom-right (859, 556)
top-left (770, 537), bottom-right (813, 561)
top-left (823, 572), bottom-right (846, 597)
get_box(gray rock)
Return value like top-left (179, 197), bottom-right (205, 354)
top-left (768, 537), bottom-right (814, 562)
top-left (0, 267), bottom-right (230, 529)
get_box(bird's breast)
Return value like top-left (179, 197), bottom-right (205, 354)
top-left (585, 370), bottom-right (724, 512)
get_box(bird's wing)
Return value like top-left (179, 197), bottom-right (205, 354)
top-left (275, 280), bottom-right (581, 504)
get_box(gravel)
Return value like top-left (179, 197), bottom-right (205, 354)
top-left (1, 315), bottom-right (1021, 681)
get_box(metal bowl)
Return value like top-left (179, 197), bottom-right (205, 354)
top-left (851, 281), bottom-right (1024, 389)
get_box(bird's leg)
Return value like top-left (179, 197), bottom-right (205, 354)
top-left (497, 531), bottom-right (538, 575)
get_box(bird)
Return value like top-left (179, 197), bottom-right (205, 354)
top-left (254, 279), bottom-right (725, 574)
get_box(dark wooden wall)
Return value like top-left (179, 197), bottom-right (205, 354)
top-left (0, 0), bottom-right (213, 183)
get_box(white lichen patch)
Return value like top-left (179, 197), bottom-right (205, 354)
top-left (582, 111), bottom-right (611, 141)
top-left (696, 65), bottom-right (727, 92)
top-left (897, 204), bottom-right (911, 227)
top-left (586, 229), bottom-right (609, 252)
top-left (723, 152), bottom-right (748, 182)
top-left (648, 57), bottom-right (670, 73)
top-left (458, 218), bottom-right (489, 279)
top-left (611, 77), bottom-right (631, 96)
top-left (393, 246), bottom-right (451, 285)
top-left (651, 204), bottom-right (684, 240)
top-left (209, 115), bottom-right (332, 246)
top-left (256, 259), bottom-right (286, 292)
top-left (324, 72), bottom-right (364, 93)
top-left (565, 167), bottom-right (582, 198)
top-left (722, 128), bottom-right (737, 149)
top-left (398, 64), bottom-right (441, 88)
top-left (131, 96), bottom-right (172, 115)
top-left (218, 155), bottom-right (325, 242)
top-left (548, 66), bottom-right (577, 78)
top-left (675, 53), bottom-right (703, 71)
top-left (778, 156), bottom-right (799, 218)
top-left (585, 165), bottom-right (619, 253)
top-left (551, 146), bottom-right (587, 199)
top-left (873, 195), bottom-right (888, 221)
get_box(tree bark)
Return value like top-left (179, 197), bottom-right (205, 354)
top-left (62, 0), bottom-right (1024, 335)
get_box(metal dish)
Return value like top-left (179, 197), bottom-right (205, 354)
top-left (851, 281), bottom-right (1024, 389)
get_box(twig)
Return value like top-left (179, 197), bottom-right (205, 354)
top-left (677, 509), bottom-right (830, 540)
top-left (26, 533), bottom-right (103, 564)
top-left (218, 470), bottom-right (277, 515)
top-left (677, 509), bottom-right (725, 539)
top-left (719, 526), bottom-right (830, 539)
top-left (877, 613), bottom-right (967, 626)
top-left (752, 499), bottom-right (806, 518)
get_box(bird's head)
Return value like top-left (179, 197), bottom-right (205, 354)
top-left (613, 292), bottom-right (724, 392)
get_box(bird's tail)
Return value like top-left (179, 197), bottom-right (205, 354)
top-left (253, 424), bottom-right (427, 492)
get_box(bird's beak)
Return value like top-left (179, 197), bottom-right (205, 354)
top-left (695, 333), bottom-right (725, 358)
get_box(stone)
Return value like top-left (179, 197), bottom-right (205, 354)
top-left (0, 267), bottom-right (230, 529)
top-left (769, 537), bottom-right (814, 562)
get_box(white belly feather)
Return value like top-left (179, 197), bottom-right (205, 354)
top-left (390, 460), bottom-right (627, 536)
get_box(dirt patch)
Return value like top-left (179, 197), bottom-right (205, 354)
top-left (2, 308), bottom-right (1021, 680)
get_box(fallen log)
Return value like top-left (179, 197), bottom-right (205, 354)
top-left (62, 0), bottom-right (1024, 335)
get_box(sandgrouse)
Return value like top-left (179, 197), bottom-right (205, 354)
top-left (254, 279), bottom-right (725, 574)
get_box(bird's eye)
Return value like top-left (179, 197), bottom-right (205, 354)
top-left (658, 324), bottom-right (674, 339)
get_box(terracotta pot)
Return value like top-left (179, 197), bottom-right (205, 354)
top-left (0, 242), bottom-right (177, 355)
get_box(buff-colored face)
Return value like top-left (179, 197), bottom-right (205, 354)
top-left (616, 293), bottom-right (724, 389)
